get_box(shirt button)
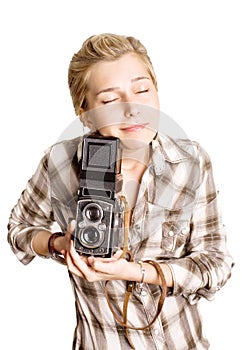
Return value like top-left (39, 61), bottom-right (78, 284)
top-left (168, 230), bottom-right (174, 237)
top-left (181, 227), bottom-right (189, 235)
top-left (154, 329), bottom-right (159, 335)
top-left (141, 290), bottom-right (147, 297)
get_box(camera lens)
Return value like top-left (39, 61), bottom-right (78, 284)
top-left (80, 226), bottom-right (103, 248)
top-left (84, 203), bottom-right (102, 222)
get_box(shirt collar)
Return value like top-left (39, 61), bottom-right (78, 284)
top-left (153, 133), bottom-right (192, 162)
top-left (151, 133), bottom-right (192, 175)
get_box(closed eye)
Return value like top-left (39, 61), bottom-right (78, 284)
top-left (136, 89), bottom-right (149, 94)
top-left (102, 98), bottom-right (119, 104)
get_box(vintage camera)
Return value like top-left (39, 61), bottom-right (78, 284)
top-left (74, 133), bottom-right (124, 257)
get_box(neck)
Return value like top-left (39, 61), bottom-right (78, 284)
top-left (121, 145), bottom-right (150, 171)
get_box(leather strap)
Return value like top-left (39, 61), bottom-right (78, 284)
top-left (104, 260), bottom-right (167, 331)
top-left (119, 195), bottom-right (130, 259)
top-left (103, 195), bottom-right (168, 347)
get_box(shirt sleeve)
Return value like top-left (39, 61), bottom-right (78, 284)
top-left (166, 144), bottom-right (234, 303)
top-left (7, 152), bottom-right (55, 265)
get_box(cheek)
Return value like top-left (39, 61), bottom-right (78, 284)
top-left (94, 119), bottom-right (123, 134)
top-left (150, 93), bottom-right (160, 109)
top-left (86, 105), bottom-right (124, 130)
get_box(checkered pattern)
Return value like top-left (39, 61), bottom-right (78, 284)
top-left (8, 133), bottom-right (234, 350)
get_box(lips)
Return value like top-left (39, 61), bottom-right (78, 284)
top-left (120, 123), bottom-right (148, 132)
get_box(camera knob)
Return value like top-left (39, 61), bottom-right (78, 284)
top-left (78, 221), bottom-right (85, 229)
top-left (98, 223), bottom-right (106, 231)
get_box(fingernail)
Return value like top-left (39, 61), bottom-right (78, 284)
top-left (68, 217), bottom-right (74, 224)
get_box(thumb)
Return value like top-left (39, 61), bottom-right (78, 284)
top-left (69, 219), bottom-right (76, 232)
top-left (64, 220), bottom-right (76, 250)
top-left (67, 219), bottom-right (76, 235)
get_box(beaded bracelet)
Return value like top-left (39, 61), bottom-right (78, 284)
top-left (48, 232), bottom-right (65, 264)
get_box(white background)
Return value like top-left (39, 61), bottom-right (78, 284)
top-left (0, 1), bottom-right (249, 349)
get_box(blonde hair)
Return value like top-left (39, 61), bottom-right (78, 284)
top-left (68, 33), bottom-right (158, 116)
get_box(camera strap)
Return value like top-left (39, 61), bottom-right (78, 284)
top-left (103, 260), bottom-right (167, 349)
top-left (103, 196), bottom-right (168, 349)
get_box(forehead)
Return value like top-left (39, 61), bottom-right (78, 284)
top-left (87, 53), bottom-right (150, 90)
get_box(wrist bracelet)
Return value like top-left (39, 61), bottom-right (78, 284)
top-left (137, 260), bottom-right (146, 293)
top-left (48, 232), bottom-right (64, 257)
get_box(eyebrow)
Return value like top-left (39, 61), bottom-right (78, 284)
top-left (96, 76), bottom-right (150, 96)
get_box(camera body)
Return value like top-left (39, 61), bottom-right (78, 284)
top-left (74, 133), bottom-right (124, 257)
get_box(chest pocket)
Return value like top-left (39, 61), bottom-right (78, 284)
top-left (161, 219), bottom-right (190, 256)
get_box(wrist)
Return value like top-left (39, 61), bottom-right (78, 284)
top-left (48, 232), bottom-right (64, 257)
top-left (136, 260), bottom-right (146, 293)
top-left (124, 261), bottom-right (148, 283)
top-left (128, 261), bottom-right (173, 287)
top-left (48, 232), bottom-right (66, 264)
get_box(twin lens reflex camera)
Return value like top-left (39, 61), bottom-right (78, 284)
top-left (74, 133), bottom-right (124, 258)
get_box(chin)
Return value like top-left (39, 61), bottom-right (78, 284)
top-left (120, 134), bottom-right (155, 150)
top-left (99, 128), bottom-right (156, 145)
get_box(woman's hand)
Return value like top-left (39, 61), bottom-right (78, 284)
top-left (63, 220), bottom-right (128, 282)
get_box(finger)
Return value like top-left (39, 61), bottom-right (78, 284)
top-left (65, 249), bottom-right (86, 278)
top-left (87, 256), bottom-right (115, 265)
top-left (65, 254), bottom-right (81, 277)
top-left (69, 243), bottom-right (109, 282)
top-left (68, 219), bottom-right (76, 233)
top-left (64, 220), bottom-right (76, 250)
top-left (67, 242), bottom-right (112, 282)
top-left (69, 241), bottom-right (93, 275)
top-left (113, 249), bottom-right (124, 259)
top-left (65, 219), bottom-right (76, 239)
top-left (87, 256), bottom-right (117, 275)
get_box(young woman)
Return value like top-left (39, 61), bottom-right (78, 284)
top-left (8, 33), bottom-right (234, 350)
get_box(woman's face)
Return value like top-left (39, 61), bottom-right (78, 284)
top-left (83, 53), bottom-right (160, 147)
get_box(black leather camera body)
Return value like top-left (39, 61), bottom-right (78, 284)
top-left (74, 133), bottom-right (124, 257)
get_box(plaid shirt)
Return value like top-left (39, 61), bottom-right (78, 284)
top-left (8, 133), bottom-right (233, 350)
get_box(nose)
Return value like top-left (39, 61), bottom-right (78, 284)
top-left (124, 102), bottom-right (140, 119)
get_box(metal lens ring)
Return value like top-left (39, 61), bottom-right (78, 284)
top-left (80, 226), bottom-right (104, 248)
top-left (83, 203), bottom-right (103, 223)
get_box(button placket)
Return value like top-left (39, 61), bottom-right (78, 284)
top-left (162, 222), bottom-right (177, 251)
top-left (150, 320), bottom-right (166, 349)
